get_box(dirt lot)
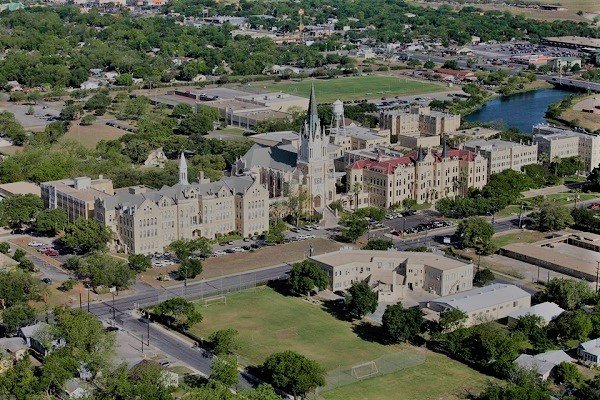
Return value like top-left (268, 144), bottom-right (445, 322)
top-left (141, 238), bottom-right (344, 287)
top-left (60, 121), bottom-right (128, 148)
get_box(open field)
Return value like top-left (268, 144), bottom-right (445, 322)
top-left (190, 286), bottom-right (392, 370)
top-left (190, 286), bottom-right (489, 400)
top-left (249, 75), bottom-right (447, 102)
top-left (320, 351), bottom-right (491, 400)
top-left (492, 230), bottom-right (547, 248)
top-left (408, 0), bottom-right (594, 21)
top-left (562, 94), bottom-right (600, 132)
top-left (60, 121), bottom-right (128, 148)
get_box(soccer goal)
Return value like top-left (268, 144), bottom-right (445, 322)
top-left (351, 361), bottom-right (379, 380)
top-left (204, 295), bottom-right (226, 307)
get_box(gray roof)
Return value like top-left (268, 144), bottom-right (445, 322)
top-left (240, 143), bottom-right (297, 172)
top-left (515, 350), bottom-right (572, 377)
top-left (508, 302), bottom-right (564, 323)
top-left (19, 321), bottom-right (48, 338)
top-left (579, 338), bottom-right (600, 357)
top-left (101, 176), bottom-right (259, 210)
top-left (0, 337), bottom-right (27, 353)
top-left (431, 283), bottom-right (531, 313)
top-left (464, 138), bottom-right (533, 151)
top-left (249, 131), bottom-right (298, 143)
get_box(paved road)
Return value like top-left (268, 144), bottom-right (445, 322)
top-left (87, 264), bottom-right (291, 386)
top-left (538, 75), bottom-right (600, 93)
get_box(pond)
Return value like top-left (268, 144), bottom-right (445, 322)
top-left (464, 88), bottom-right (576, 133)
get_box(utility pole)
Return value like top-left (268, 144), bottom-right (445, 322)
top-left (87, 289), bottom-right (90, 313)
top-left (79, 291), bottom-right (82, 310)
top-left (518, 203), bottom-right (524, 229)
top-left (596, 261), bottom-right (599, 293)
top-left (147, 313), bottom-right (150, 346)
top-left (112, 292), bottom-right (116, 320)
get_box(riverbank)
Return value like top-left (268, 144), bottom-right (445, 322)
top-left (556, 94), bottom-right (600, 132)
top-left (499, 79), bottom-right (552, 98)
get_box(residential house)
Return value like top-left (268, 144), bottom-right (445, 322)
top-left (578, 338), bottom-right (600, 365)
top-left (515, 350), bottom-right (573, 381)
top-left (507, 302), bottom-right (565, 327)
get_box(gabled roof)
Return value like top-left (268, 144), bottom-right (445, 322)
top-left (515, 350), bottom-right (572, 377)
top-left (508, 302), bottom-right (564, 323)
top-left (579, 338), bottom-right (600, 357)
top-left (431, 283), bottom-right (531, 313)
top-left (349, 148), bottom-right (478, 173)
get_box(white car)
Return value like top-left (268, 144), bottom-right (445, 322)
top-left (28, 241), bottom-right (44, 247)
top-left (305, 234), bottom-right (316, 239)
top-left (213, 250), bottom-right (227, 256)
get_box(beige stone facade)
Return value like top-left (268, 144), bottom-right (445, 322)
top-left (41, 176), bottom-right (114, 222)
top-left (94, 155), bottom-right (269, 254)
top-left (463, 139), bottom-right (538, 176)
top-left (380, 106), bottom-right (461, 137)
top-left (310, 249), bottom-right (474, 302)
top-left (345, 146), bottom-right (487, 209)
top-left (533, 124), bottom-right (600, 173)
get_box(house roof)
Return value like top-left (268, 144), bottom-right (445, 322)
top-left (240, 143), bottom-right (297, 172)
top-left (349, 148), bottom-right (478, 173)
top-left (431, 283), bottom-right (531, 313)
top-left (579, 338), bottom-right (600, 357)
top-left (508, 302), bottom-right (565, 323)
top-left (515, 350), bottom-right (572, 377)
top-left (19, 322), bottom-right (49, 338)
top-left (0, 337), bottom-right (27, 353)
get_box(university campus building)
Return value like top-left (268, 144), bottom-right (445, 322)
top-left (345, 142), bottom-right (488, 209)
top-left (94, 154), bottom-right (269, 254)
top-left (310, 248), bottom-right (474, 302)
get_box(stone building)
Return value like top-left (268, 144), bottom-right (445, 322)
top-left (95, 154), bottom-right (269, 254)
top-left (463, 138), bottom-right (538, 176)
top-left (346, 142), bottom-right (487, 209)
top-left (533, 124), bottom-right (600, 173)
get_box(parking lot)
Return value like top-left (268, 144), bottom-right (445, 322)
top-left (382, 209), bottom-right (451, 235)
top-left (0, 101), bottom-right (61, 130)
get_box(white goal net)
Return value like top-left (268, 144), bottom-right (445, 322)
top-left (204, 295), bottom-right (226, 307)
top-left (350, 361), bottom-right (379, 379)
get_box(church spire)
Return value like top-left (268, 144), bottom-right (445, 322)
top-left (442, 135), bottom-right (448, 158)
top-left (307, 83), bottom-right (319, 135)
top-left (416, 145), bottom-right (425, 162)
top-left (179, 152), bottom-right (188, 185)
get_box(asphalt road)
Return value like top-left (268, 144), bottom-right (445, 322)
top-left (86, 264), bottom-right (291, 386)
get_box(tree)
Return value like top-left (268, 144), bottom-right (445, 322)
top-left (382, 303), bottom-right (422, 343)
top-left (127, 360), bottom-right (174, 400)
top-left (33, 209), bottom-right (68, 236)
top-left (455, 217), bottom-right (495, 253)
top-left (265, 219), bottom-right (286, 244)
top-left (474, 268), bottom-right (495, 287)
top-left (536, 278), bottom-right (594, 310)
top-left (288, 260), bottom-right (328, 296)
top-left (588, 167), bottom-right (600, 192)
top-left (438, 308), bottom-right (467, 332)
top-left (363, 238), bottom-right (394, 250)
top-left (512, 314), bottom-right (554, 353)
top-left (168, 238), bottom-right (212, 260)
top-left (0, 270), bottom-right (42, 307)
top-left (339, 213), bottom-right (368, 243)
top-left (59, 218), bottom-right (113, 254)
top-left (402, 198), bottom-right (418, 211)
top-left (210, 355), bottom-right (239, 387)
top-left (66, 253), bottom-right (135, 290)
top-left (179, 109), bottom-right (218, 136)
top-left (239, 384), bottom-right (281, 400)
top-left (549, 310), bottom-right (592, 342)
top-left (152, 297), bottom-right (202, 330)
top-left (209, 328), bottom-right (239, 355)
top-left (171, 103), bottom-right (193, 119)
top-left (530, 201), bottom-right (573, 232)
top-left (12, 248), bottom-right (26, 261)
top-left (178, 257), bottom-right (203, 281)
top-left (442, 60), bottom-right (460, 70)
top-left (0, 242), bottom-right (9, 254)
top-left (554, 361), bottom-right (583, 387)
top-left (2, 303), bottom-right (35, 334)
top-left (18, 258), bottom-right (35, 272)
top-left (287, 187), bottom-right (309, 227)
top-left (424, 60), bottom-right (435, 69)
top-left (261, 351), bottom-right (325, 398)
top-left (0, 194), bottom-right (44, 230)
top-left (347, 281), bottom-right (378, 319)
top-left (128, 254), bottom-right (151, 273)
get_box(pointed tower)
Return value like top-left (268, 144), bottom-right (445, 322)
top-left (179, 152), bottom-right (189, 185)
top-left (298, 84), bottom-right (327, 163)
top-left (416, 146), bottom-right (425, 162)
top-left (441, 135), bottom-right (449, 158)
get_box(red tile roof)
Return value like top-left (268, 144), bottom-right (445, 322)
top-left (350, 148), bottom-right (478, 174)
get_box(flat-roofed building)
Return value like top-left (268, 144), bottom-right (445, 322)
top-left (380, 106), bottom-right (460, 140)
top-left (507, 302), bottom-right (564, 327)
top-left (542, 36), bottom-right (600, 51)
top-left (310, 248), bottom-right (474, 302)
top-left (448, 127), bottom-right (500, 140)
top-left (424, 283), bottom-right (531, 327)
top-left (41, 176), bottom-right (114, 222)
top-left (235, 92), bottom-right (309, 113)
top-left (533, 124), bottom-right (600, 173)
top-left (0, 181), bottom-right (40, 200)
top-left (500, 230), bottom-right (600, 282)
top-left (463, 138), bottom-right (538, 176)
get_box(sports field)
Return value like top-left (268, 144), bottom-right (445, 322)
top-left (249, 75), bottom-right (447, 103)
top-left (190, 286), bottom-right (490, 400)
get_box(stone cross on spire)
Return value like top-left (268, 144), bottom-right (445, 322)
top-left (179, 152), bottom-right (188, 185)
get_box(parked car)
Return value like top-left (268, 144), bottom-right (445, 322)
top-left (42, 248), bottom-right (59, 256)
top-left (28, 241), bottom-right (44, 247)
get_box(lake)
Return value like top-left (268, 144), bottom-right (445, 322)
top-left (464, 88), bottom-right (575, 133)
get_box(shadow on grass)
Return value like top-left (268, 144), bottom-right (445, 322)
top-left (321, 299), bottom-right (353, 322)
top-left (352, 321), bottom-right (386, 344)
top-left (266, 279), bottom-right (294, 297)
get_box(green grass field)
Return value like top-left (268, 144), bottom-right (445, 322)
top-left (321, 352), bottom-right (491, 400)
top-left (249, 75), bottom-right (447, 102)
top-left (190, 287), bottom-right (490, 400)
top-left (492, 231), bottom-right (547, 248)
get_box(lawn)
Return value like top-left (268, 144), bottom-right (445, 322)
top-left (248, 75), bottom-right (447, 103)
top-left (492, 230), bottom-right (547, 248)
top-left (60, 121), bottom-right (128, 148)
top-left (535, 192), bottom-right (600, 205)
top-left (320, 351), bottom-right (491, 400)
top-left (190, 286), bottom-right (392, 370)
